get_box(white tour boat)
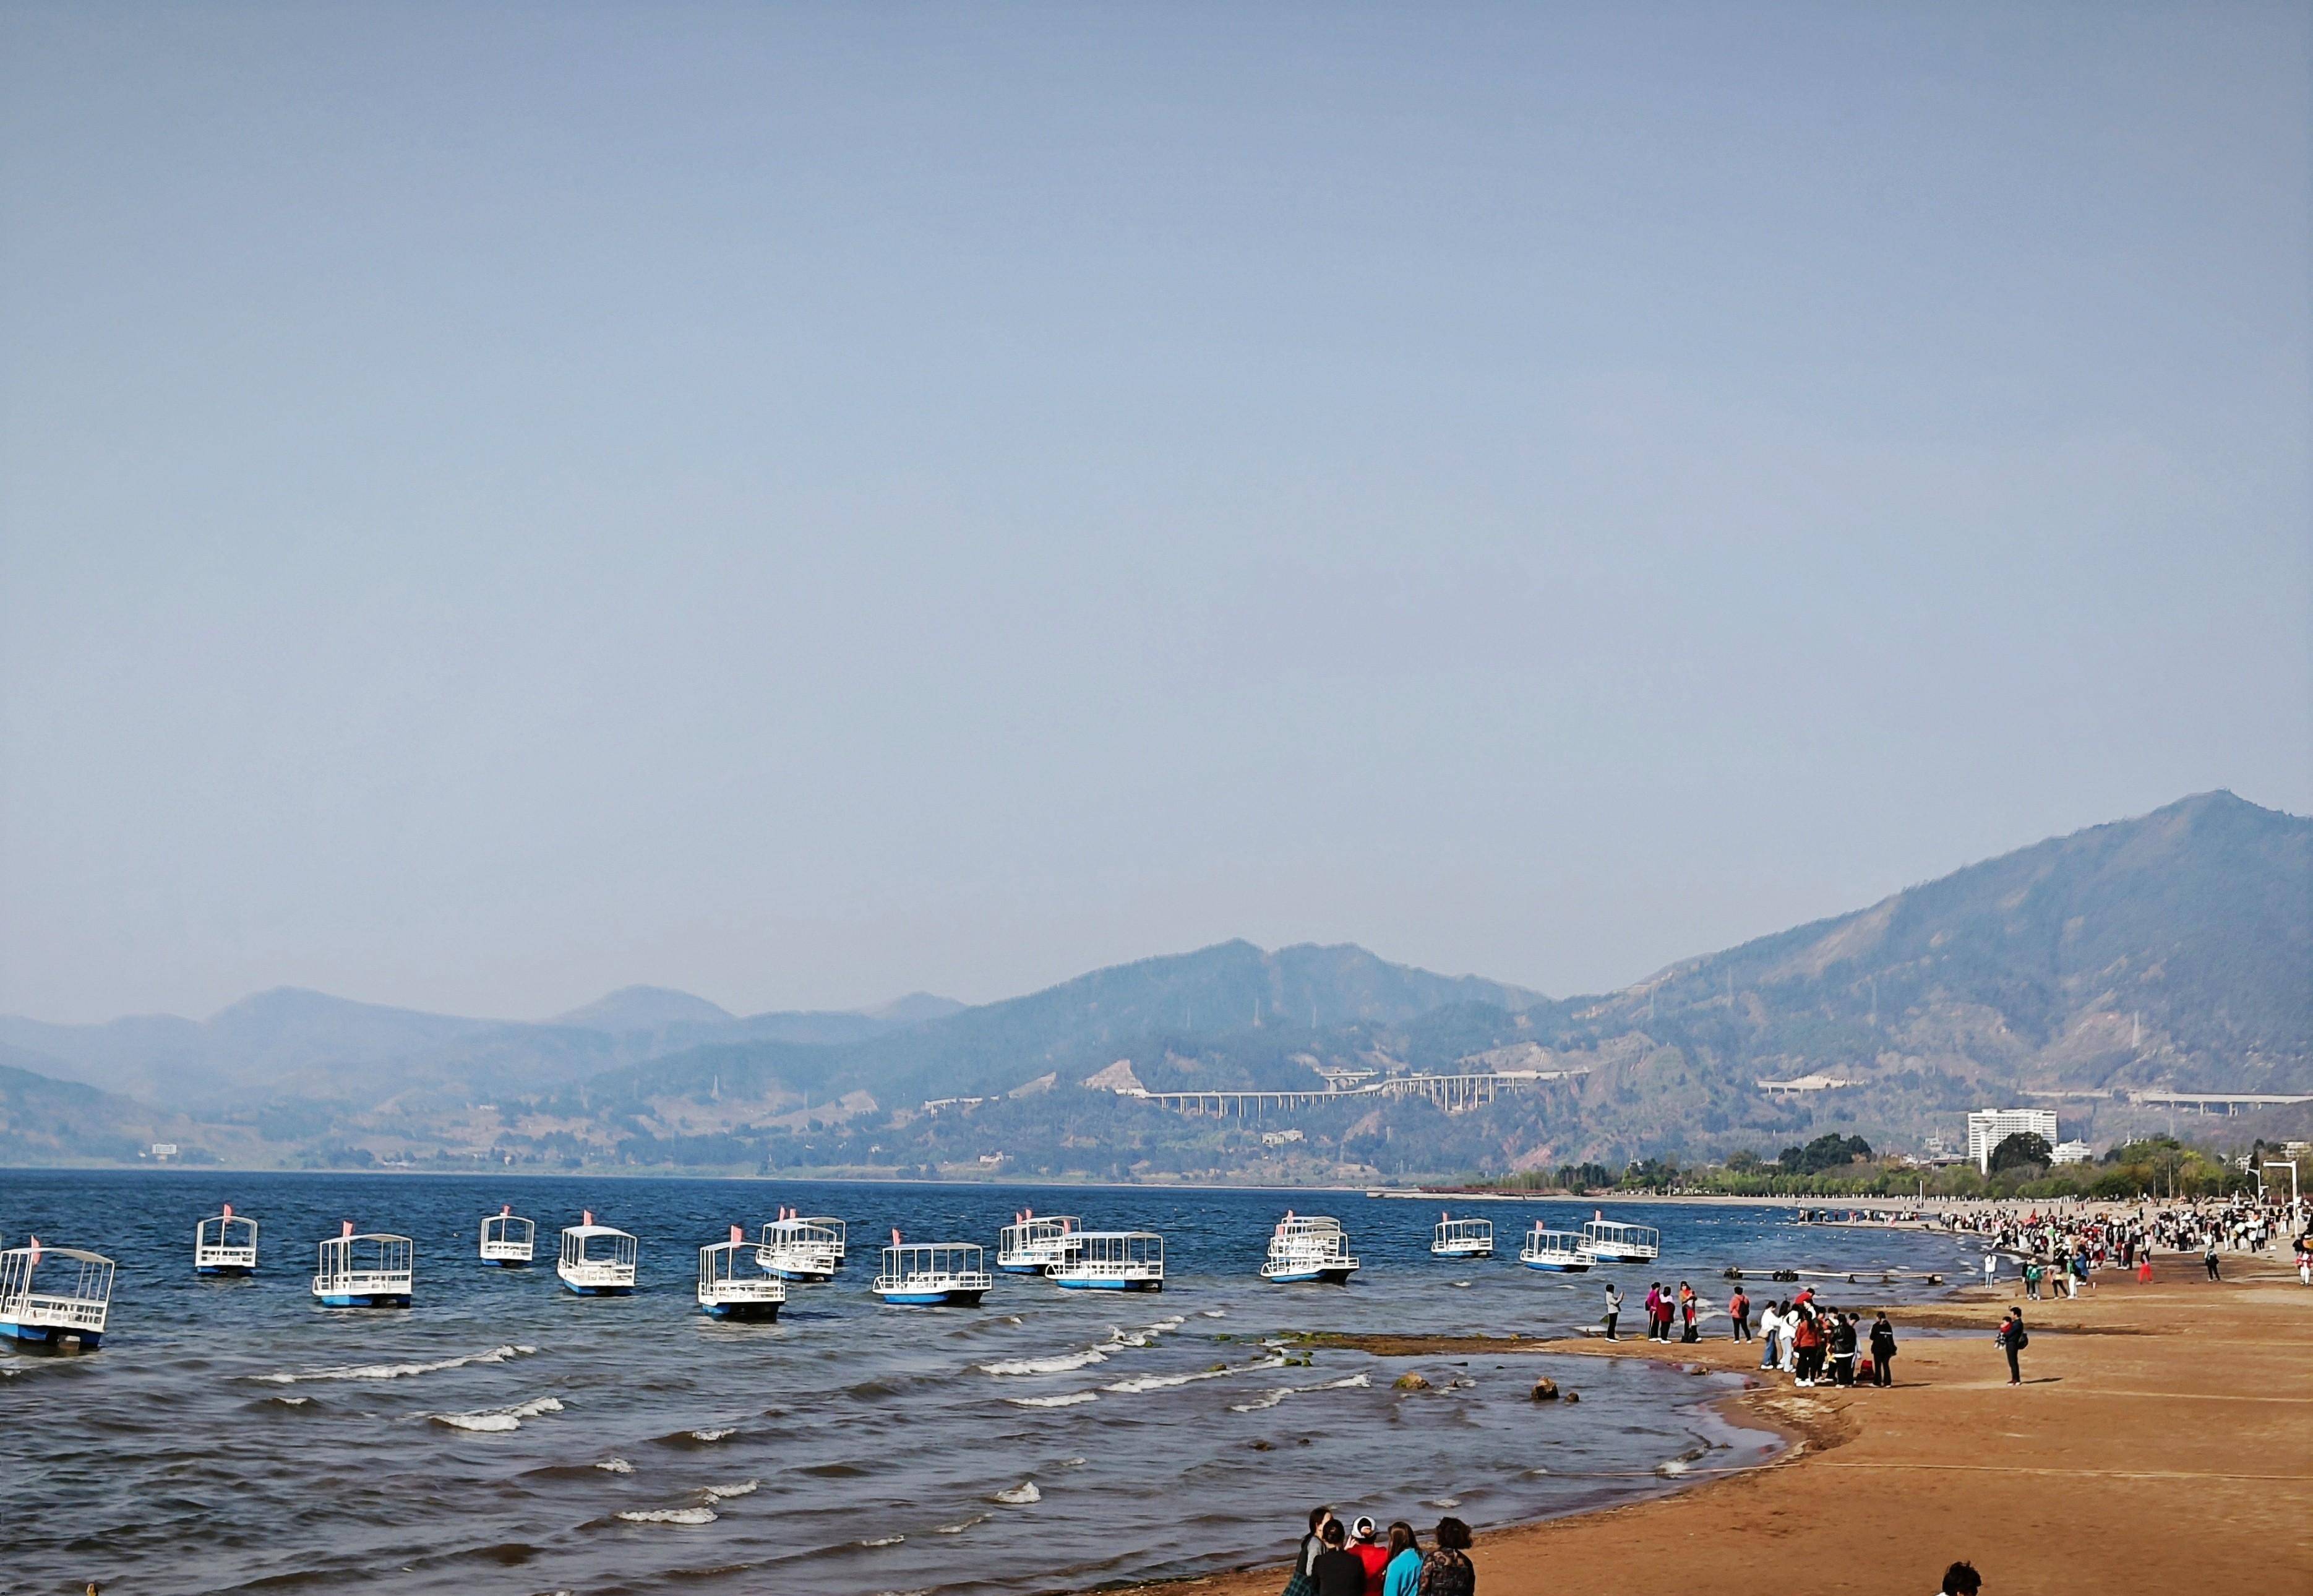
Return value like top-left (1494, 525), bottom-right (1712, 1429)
top-left (0, 1237), bottom-right (115, 1349)
top-left (754, 1209), bottom-right (843, 1282)
top-left (479, 1205), bottom-right (536, 1267)
top-left (311, 1223), bottom-right (414, 1308)
top-left (798, 1215), bottom-right (847, 1268)
top-left (873, 1233), bottom-right (992, 1306)
top-left (1577, 1214), bottom-right (1662, 1264)
top-left (1260, 1212), bottom-right (1360, 1285)
top-left (1050, 1230), bottom-right (1164, 1291)
top-left (1519, 1224), bottom-right (1593, 1272)
top-left (996, 1210), bottom-right (1081, 1274)
top-left (194, 1203), bottom-right (259, 1276)
top-left (698, 1225), bottom-right (787, 1321)
top-left (558, 1212), bottom-right (638, 1295)
top-left (1431, 1212), bottom-right (1494, 1259)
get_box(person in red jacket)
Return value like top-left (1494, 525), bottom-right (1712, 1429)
top-left (1349, 1517), bottom-right (1389, 1596)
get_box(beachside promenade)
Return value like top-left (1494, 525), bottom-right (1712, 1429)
top-left (1128, 1263), bottom-right (2312, 1595)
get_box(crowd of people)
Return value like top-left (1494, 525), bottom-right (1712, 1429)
top-left (1287, 1508), bottom-right (1474, 1596)
top-left (1938, 1192), bottom-right (2308, 1289)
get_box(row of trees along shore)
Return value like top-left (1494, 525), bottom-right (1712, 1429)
top-left (1474, 1135), bottom-right (2282, 1202)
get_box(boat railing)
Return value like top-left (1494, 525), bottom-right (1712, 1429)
top-left (195, 1211), bottom-right (259, 1267)
top-left (313, 1233), bottom-right (415, 1291)
top-left (876, 1243), bottom-right (993, 1290)
top-left (1058, 1232), bottom-right (1163, 1275)
top-left (698, 1238), bottom-right (787, 1299)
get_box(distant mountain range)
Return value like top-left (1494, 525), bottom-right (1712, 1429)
top-left (1, 791), bottom-right (2304, 1175)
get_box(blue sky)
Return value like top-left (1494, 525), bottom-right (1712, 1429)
top-left (2, 4), bottom-right (2306, 1022)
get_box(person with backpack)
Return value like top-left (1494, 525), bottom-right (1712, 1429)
top-left (1728, 1285), bottom-right (1752, 1342)
top-left (1996, 1308), bottom-right (2027, 1386)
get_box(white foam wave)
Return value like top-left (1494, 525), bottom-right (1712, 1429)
top-left (703, 1479), bottom-right (759, 1501)
top-left (269, 1395), bottom-right (311, 1407)
top-left (691, 1427), bottom-right (735, 1441)
top-left (860, 1535), bottom-right (906, 1548)
top-left (1199, 1309), bottom-right (1227, 1318)
top-left (934, 1514), bottom-right (987, 1535)
top-left (257, 1344), bottom-right (538, 1385)
top-left (1228, 1373), bottom-right (1370, 1414)
top-left (595, 1457), bottom-right (635, 1474)
top-left (1008, 1391), bottom-right (1098, 1408)
top-left (993, 1481), bottom-right (1042, 1504)
top-left (616, 1506), bottom-right (718, 1525)
top-left (431, 1395), bottom-right (564, 1433)
top-left (980, 1347), bottom-right (1110, 1376)
top-left (1104, 1356), bottom-right (1278, 1394)
top-left (1427, 1496), bottom-right (1461, 1508)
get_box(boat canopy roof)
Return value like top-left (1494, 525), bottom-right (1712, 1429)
top-left (1, 1241), bottom-right (112, 1266)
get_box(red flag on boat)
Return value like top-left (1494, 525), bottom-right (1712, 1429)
top-left (583, 1210), bottom-right (594, 1226)
top-left (27, 1235), bottom-right (40, 1266)
top-left (730, 1224), bottom-right (744, 1245)
top-left (891, 1227), bottom-right (903, 1248)
top-left (223, 1203), bottom-right (234, 1219)
top-left (341, 1220), bottom-right (354, 1238)
top-left (501, 1204), bottom-right (511, 1216)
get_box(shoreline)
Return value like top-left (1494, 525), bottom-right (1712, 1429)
top-left (1107, 1261), bottom-right (2313, 1595)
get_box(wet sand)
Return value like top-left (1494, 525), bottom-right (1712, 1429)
top-left (1119, 1261), bottom-right (2313, 1595)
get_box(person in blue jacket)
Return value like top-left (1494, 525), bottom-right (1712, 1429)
top-left (1380, 1521), bottom-right (1423, 1596)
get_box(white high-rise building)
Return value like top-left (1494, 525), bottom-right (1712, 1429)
top-left (1967, 1107), bottom-right (2060, 1173)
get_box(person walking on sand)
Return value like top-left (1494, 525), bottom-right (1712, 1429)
top-left (1417, 1517), bottom-right (1477, 1596)
top-left (1996, 1308), bottom-right (2027, 1386)
top-left (1729, 1285), bottom-right (1752, 1342)
top-left (1381, 1523), bottom-right (1423, 1596)
top-left (1869, 1310), bottom-right (1897, 1386)
top-left (1982, 1251), bottom-right (1997, 1291)
top-left (2204, 1238), bottom-right (2221, 1281)
top-left (1603, 1282), bottom-right (1622, 1339)
top-left (1679, 1281), bottom-right (1700, 1343)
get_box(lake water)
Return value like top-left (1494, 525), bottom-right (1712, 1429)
top-left (1, 1171), bottom-right (1971, 1596)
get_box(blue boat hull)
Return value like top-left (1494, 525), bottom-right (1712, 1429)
top-left (1263, 1268), bottom-right (1355, 1285)
top-left (1053, 1277), bottom-right (1161, 1291)
top-left (315, 1294), bottom-right (410, 1308)
top-left (878, 1289), bottom-right (987, 1306)
top-left (768, 1267), bottom-right (835, 1282)
top-left (702, 1301), bottom-right (781, 1321)
top-left (489, 1258), bottom-right (532, 1269)
top-left (562, 1283), bottom-right (633, 1297)
top-left (0, 1320), bottom-right (102, 1349)
top-left (196, 1264), bottom-right (254, 1277)
top-left (997, 1263), bottom-right (1048, 1274)
top-left (1522, 1259), bottom-right (1592, 1272)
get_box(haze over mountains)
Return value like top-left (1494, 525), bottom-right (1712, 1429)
top-left (2, 791), bottom-right (2304, 1176)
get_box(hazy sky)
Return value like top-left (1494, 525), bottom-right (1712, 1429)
top-left (3, 4), bottom-right (2307, 1024)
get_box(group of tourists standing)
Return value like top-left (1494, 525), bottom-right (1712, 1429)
top-left (1288, 1508), bottom-right (1475, 1596)
top-left (1754, 1292), bottom-right (1900, 1387)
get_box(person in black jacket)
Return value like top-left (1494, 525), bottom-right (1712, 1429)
top-left (1996, 1308), bottom-right (2027, 1385)
top-left (1869, 1311), bottom-right (1898, 1386)
top-left (1829, 1311), bottom-right (1859, 1386)
top-left (1311, 1518), bottom-right (1366, 1596)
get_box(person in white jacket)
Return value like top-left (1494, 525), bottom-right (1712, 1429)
top-left (1756, 1302), bottom-right (1784, 1371)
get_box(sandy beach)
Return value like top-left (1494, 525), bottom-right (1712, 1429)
top-left (1122, 1259), bottom-right (2313, 1595)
